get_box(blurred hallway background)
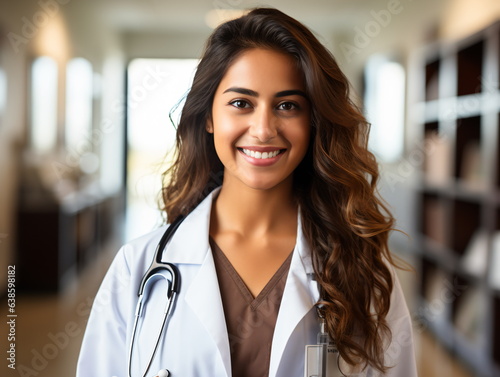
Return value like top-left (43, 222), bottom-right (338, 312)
top-left (1, 0), bottom-right (500, 376)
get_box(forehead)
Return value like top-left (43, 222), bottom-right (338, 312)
top-left (217, 48), bottom-right (305, 92)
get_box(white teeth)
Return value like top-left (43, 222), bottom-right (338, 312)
top-left (241, 148), bottom-right (281, 159)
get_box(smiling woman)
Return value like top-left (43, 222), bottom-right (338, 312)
top-left (77, 7), bottom-right (418, 377)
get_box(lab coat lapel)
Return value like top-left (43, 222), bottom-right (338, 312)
top-left (163, 187), bottom-right (231, 377)
top-left (162, 187), bottom-right (221, 265)
top-left (185, 250), bottom-right (231, 377)
top-left (269, 214), bottom-right (319, 376)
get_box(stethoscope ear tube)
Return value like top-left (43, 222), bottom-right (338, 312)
top-left (138, 216), bottom-right (185, 297)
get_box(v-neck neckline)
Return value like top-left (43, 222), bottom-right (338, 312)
top-left (209, 237), bottom-right (294, 309)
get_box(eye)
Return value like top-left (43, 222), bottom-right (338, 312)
top-left (229, 99), bottom-right (251, 109)
top-left (277, 102), bottom-right (298, 111)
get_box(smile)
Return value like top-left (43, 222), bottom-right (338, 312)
top-left (239, 148), bottom-right (285, 159)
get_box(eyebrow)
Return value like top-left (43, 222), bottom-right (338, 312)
top-left (222, 87), bottom-right (308, 99)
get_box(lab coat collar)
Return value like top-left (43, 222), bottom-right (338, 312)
top-left (162, 186), bottom-right (221, 264)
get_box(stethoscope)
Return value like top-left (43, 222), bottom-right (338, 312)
top-left (128, 215), bottom-right (185, 377)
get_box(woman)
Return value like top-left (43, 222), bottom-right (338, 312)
top-left (77, 8), bottom-right (417, 377)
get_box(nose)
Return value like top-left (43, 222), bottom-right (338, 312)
top-left (248, 106), bottom-right (279, 142)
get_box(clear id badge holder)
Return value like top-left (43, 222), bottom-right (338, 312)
top-left (304, 309), bottom-right (345, 377)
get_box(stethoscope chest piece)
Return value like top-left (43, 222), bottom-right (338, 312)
top-left (157, 369), bottom-right (170, 377)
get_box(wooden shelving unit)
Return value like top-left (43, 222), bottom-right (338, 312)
top-left (412, 21), bottom-right (500, 377)
top-left (15, 181), bottom-right (120, 292)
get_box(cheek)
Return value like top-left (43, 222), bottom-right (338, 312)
top-left (213, 114), bottom-right (246, 145)
top-left (290, 122), bottom-right (311, 155)
top-left (211, 119), bottom-right (243, 166)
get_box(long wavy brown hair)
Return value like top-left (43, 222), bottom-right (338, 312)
top-left (162, 7), bottom-right (397, 373)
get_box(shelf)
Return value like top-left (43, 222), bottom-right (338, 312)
top-left (493, 364), bottom-right (500, 377)
top-left (420, 193), bottom-right (485, 260)
top-left (493, 296), bottom-right (500, 368)
top-left (490, 212), bottom-right (500, 291)
top-left (419, 257), bottom-right (454, 314)
top-left (421, 299), bottom-right (493, 377)
top-left (455, 93), bottom-right (483, 118)
top-left (421, 192), bottom-right (448, 247)
top-left (423, 123), bottom-right (452, 186)
top-left (451, 199), bottom-right (481, 257)
top-left (497, 112), bottom-right (500, 189)
top-left (15, 187), bottom-right (120, 291)
top-left (422, 230), bottom-right (487, 284)
top-left (424, 121), bottom-right (439, 134)
top-left (425, 58), bottom-right (440, 101)
top-left (453, 179), bottom-right (489, 199)
top-left (422, 236), bottom-right (458, 268)
top-left (420, 179), bottom-right (489, 202)
top-left (419, 91), bottom-right (498, 124)
top-left (455, 116), bottom-right (482, 182)
top-left (457, 40), bottom-right (484, 96)
top-left (451, 277), bottom-right (483, 339)
top-left (423, 99), bottom-right (439, 122)
top-left (412, 20), bottom-right (500, 377)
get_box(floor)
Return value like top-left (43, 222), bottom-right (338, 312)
top-left (1, 245), bottom-right (479, 377)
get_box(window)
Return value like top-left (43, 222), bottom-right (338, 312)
top-left (65, 58), bottom-right (94, 158)
top-left (30, 56), bottom-right (58, 153)
top-left (364, 55), bottom-right (406, 163)
top-left (126, 58), bottom-right (198, 241)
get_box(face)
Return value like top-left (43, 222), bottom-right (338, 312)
top-left (207, 48), bottom-right (311, 192)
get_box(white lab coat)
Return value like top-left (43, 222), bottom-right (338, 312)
top-left (76, 187), bottom-right (418, 377)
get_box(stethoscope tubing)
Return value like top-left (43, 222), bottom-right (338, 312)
top-left (127, 216), bottom-right (185, 377)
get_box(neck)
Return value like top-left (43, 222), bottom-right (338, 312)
top-left (211, 175), bottom-right (298, 238)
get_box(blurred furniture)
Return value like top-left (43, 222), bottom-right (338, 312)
top-left (16, 176), bottom-right (122, 292)
top-left (413, 20), bottom-right (500, 377)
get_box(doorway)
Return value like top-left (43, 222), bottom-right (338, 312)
top-left (126, 58), bottom-right (198, 241)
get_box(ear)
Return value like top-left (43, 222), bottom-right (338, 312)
top-left (206, 117), bottom-right (214, 133)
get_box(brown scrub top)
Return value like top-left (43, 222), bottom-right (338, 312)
top-left (209, 237), bottom-right (293, 377)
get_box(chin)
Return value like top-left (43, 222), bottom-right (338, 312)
top-left (238, 174), bottom-right (292, 192)
top-left (241, 181), bottom-right (277, 191)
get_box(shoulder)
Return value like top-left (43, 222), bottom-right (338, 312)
top-left (384, 256), bottom-right (411, 317)
top-left (382, 255), bottom-right (416, 358)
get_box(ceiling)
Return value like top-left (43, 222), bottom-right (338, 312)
top-left (85, 0), bottom-right (448, 38)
